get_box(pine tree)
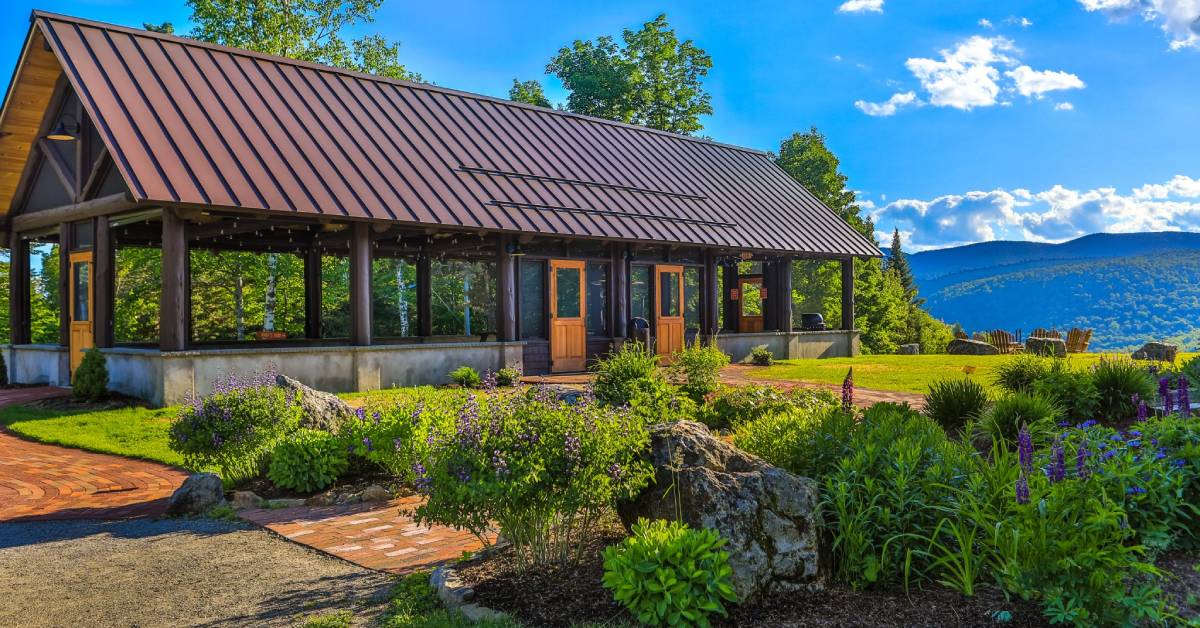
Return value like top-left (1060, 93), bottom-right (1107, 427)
top-left (887, 228), bottom-right (922, 306)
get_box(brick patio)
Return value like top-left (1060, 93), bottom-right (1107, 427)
top-left (239, 495), bottom-right (494, 573)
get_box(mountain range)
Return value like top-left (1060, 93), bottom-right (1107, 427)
top-left (887, 232), bottom-right (1200, 351)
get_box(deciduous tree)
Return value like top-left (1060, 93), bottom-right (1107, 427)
top-left (508, 79), bottom-right (552, 108)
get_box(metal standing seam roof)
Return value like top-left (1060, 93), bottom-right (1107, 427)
top-left (27, 11), bottom-right (881, 258)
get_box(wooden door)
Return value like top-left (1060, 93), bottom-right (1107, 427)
top-left (69, 250), bottom-right (95, 376)
top-left (738, 277), bottom-right (764, 333)
top-left (549, 259), bottom-right (587, 372)
top-left (654, 265), bottom-right (685, 358)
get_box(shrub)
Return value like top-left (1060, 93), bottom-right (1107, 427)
top-left (592, 342), bottom-right (662, 408)
top-left (602, 519), bottom-right (738, 628)
top-left (923, 378), bottom-right (989, 434)
top-left (993, 354), bottom-right (1049, 394)
top-left (749, 345), bottom-right (773, 366)
top-left (1180, 356), bottom-right (1200, 389)
top-left (73, 348), bottom-right (109, 402)
top-left (627, 377), bottom-right (698, 426)
top-left (168, 370), bottom-right (304, 484)
top-left (670, 338), bottom-right (730, 403)
top-left (1092, 357), bottom-right (1155, 422)
top-left (448, 366), bottom-right (481, 389)
top-left (1030, 361), bottom-right (1099, 422)
top-left (340, 387), bottom-right (467, 482)
top-left (978, 392), bottom-right (1061, 446)
top-left (414, 387), bottom-right (652, 566)
top-left (267, 429), bottom-right (350, 492)
top-left (701, 384), bottom-right (838, 430)
top-left (732, 405), bottom-right (857, 478)
top-left (493, 366), bottom-right (521, 388)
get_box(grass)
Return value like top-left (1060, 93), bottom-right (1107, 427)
top-left (0, 404), bottom-right (190, 469)
top-left (748, 353), bottom-right (1198, 395)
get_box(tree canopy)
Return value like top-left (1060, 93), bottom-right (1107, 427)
top-left (508, 79), bottom-right (552, 108)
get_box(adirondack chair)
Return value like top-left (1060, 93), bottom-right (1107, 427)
top-left (1066, 328), bottom-right (1093, 353)
top-left (954, 330), bottom-right (969, 340)
top-left (1031, 327), bottom-right (1062, 340)
top-left (987, 329), bottom-right (1021, 354)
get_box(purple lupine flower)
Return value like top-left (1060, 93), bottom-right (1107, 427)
top-left (841, 369), bottom-right (854, 412)
top-left (456, 466), bottom-right (471, 483)
top-left (1127, 439), bottom-right (1142, 448)
top-left (1076, 441), bottom-right (1090, 479)
top-left (1160, 378), bottom-right (1173, 415)
top-left (563, 433), bottom-right (581, 464)
top-left (362, 436), bottom-right (373, 452)
top-left (1015, 475), bottom-right (1030, 505)
top-left (1127, 486), bottom-right (1146, 495)
top-left (1180, 376), bottom-right (1191, 418)
top-left (1102, 449), bottom-right (1118, 460)
top-left (1136, 397), bottom-right (1149, 422)
top-left (1155, 449), bottom-right (1168, 461)
top-left (1046, 438), bottom-right (1066, 484)
top-left (372, 411), bottom-right (382, 425)
top-left (355, 406), bottom-right (367, 421)
top-left (456, 397), bottom-right (482, 448)
top-left (1017, 425), bottom-right (1034, 474)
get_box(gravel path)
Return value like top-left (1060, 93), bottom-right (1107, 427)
top-left (0, 518), bottom-right (396, 627)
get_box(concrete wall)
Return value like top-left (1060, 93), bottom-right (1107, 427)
top-left (100, 342), bottom-right (526, 406)
top-left (715, 330), bottom-right (860, 363)
top-left (4, 345), bottom-right (70, 386)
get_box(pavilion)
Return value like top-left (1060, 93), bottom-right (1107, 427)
top-left (0, 11), bottom-right (880, 406)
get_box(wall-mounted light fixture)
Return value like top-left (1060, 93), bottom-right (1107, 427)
top-left (46, 114), bottom-right (79, 141)
top-left (506, 241), bottom-right (525, 257)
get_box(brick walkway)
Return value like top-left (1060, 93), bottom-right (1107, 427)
top-left (0, 387), bottom-right (189, 522)
top-left (239, 495), bottom-right (493, 574)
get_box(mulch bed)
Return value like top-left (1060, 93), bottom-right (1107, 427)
top-left (24, 392), bottom-right (149, 412)
top-left (456, 518), bottom-right (1049, 628)
top-left (1158, 551), bottom-right (1200, 621)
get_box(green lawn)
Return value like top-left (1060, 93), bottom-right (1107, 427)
top-left (747, 352), bottom-right (1196, 395)
top-left (0, 405), bottom-right (189, 469)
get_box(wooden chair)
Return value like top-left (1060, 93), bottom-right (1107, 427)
top-left (1066, 328), bottom-right (1093, 353)
top-left (1031, 327), bottom-right (1062, 340)
top-left (987, 329), bottom-right (1020, 354)
top-left (954, 330), bottom-right (969, 340)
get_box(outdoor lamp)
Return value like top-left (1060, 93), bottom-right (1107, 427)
top-left (46, 115), bottom-right (79, 141)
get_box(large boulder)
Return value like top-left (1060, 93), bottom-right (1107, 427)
top-left (617, 421), bottom-right (822, 602)
top-left (166, 473), bottom-right (225, 516)
top-left (897, 343), bottom-right (920, 355)
top-left (1025, 336), bottom-right (1067, 358)
top-left (276, 374), bottom-right (354, 432)
top-left (947, 338), bottom-right (1000, 356)
top-left (1132, 342), bottom-right (1178, 363)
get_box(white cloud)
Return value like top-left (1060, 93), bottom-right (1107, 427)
top-left (854, 91), bottom-right (919, 116)
top-left (1078, 0), bottom-right (1200, 50)
top-left (1006, 66), bottom-right (1086, 98)
top-left (838, 0), bottom-right (884, 13)
top-left (858, 36), bottom-right (1086, 114)
top-left (869, 175), bottom-right (1200, 249)
top-left (979, 18), bottom-right (995, 29)
top-left (1054, 101), bottom-right (1076, 110)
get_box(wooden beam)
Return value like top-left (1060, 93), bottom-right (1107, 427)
top-left (417, 254), bottom-right (432, 337)
top-left (304, 244), bottom-right (322, 340)
top-left (11, 193), bottom-right (140, 232)
top-left (58, 222), bottom-right (69, 347)
top-left (777, 256), bottom-right (793, 332)
top-left (78, 146), bottom-right (111, 201)
top-left (10, 74), bottom-right (71, 216)
top-left (496, 236), bottom-right (517, 342)
top-left (38, 138), bottom-right (76, 199)
top-left (841, 258), bottom-right (855, 331)
top-left (94, 217), bottom-right (113, 348)
top-left (702, 249), bottom-right (719, 335)
top-left (160, 208), bottom-right (189, 351)
top-left (349, 221), bottom-right (372, 346)
top-left (722, 262), bottom-right (739, 332)
top-left (763, 261), bottom-right (777, 332)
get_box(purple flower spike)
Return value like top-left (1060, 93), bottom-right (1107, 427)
top-left (841, 369), bottom-right (854, 412)
top-left (1015, 475), bottom-right (1030, 505)
top-left (1076, 441), bottom-right (1090, 479)
top-left (1017, 425), bottom-right (1034, 474)
top-left (1160, 378), bottom-right (1173, 415)
top-left (1046, 438), bottom-right (1065, 484)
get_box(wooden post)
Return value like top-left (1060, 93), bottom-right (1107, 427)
top-left (841, 258), bottom-right (855, 331)
top-left (778, 255), bottom-right (793, 332)
top-left (611, 243), bottom-right (628, 339)
top-left (94, 217), bottom-right (114, 348)
top-left (58, 223), bottom-right (70, 347)
top-left (160, 209), bottom-right (189, 351)
top-left (349, 222), bottom-right (372, 346)
top-left (497, 236), bottom-right (517, 342)
top-left (762, 261), bottom-right (777, 332)
top-left (303, 244), bottom-right (322, 340)
top-left (722, 262), bottom-right (739, 332)
top-left (417, 254), bottom-right (432, 337)
top-left (9, 231), bottom-right (29, 345)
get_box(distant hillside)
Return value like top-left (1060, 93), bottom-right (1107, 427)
top-left (893, 233), bottom-right (1200, 351)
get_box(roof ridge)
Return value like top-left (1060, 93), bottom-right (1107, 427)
top-left (29, 9), bottom-right (769, 158)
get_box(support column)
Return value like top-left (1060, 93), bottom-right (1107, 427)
top-left (58, 223), bottom-right (70, 347)
top-left (722, 262), bottom-right (739, 332)
top-left (417, 254), bottom-right (432, 337)
top-left (702, 250), bottom-right (719, 335)
top-left (778, 255), bottom-right (793, 332)
top-left (303, 244), bottom-right (322, 340)
top-left (160, 209), bottom-right (189, 351)
top-left (763, 261), bottom-right (777, 332)
top-left (94, 217), bottom-right (114, 348)
top-left (9, 231), bottom-right (30, 345)
top-left (841, 258), bottom-right (855, 331)
top-left (349, 222), bottom-right (372, 346)
top-left (497, 236), bottom-right (517, 342)
top-left (611, 243), bottom-right (628, 339)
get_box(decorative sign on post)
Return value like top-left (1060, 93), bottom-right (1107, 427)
top-left (731, 289), bottom-right (740, 301)
top-left (761, 288), bottom-right (768, 299)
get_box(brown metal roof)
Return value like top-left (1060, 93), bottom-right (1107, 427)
top-left (25, 11), bottom-right (881, 257)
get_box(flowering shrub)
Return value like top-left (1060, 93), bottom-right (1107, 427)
top-left (267, 429), bottom-right (349, 492)
top-left (670, 338), bottom-right (729, 403)
top-left (339, 387), bottom-right (467, 483)
top-left (414, 387), bottom-right (652, 566)
top-left (602, 519), bottom-right (738, 627)
top-left (168, 370), bottom-right (304, 484)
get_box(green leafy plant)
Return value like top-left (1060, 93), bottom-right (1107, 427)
top-left (670, 338), bottom-right (730, 403)
top-left (1030, 361), bottom-right (1099, 423)
top-left (592, 342), bottom-right (663, 408)
top-left (627, 377), bottom-right (698, 426)
top-left (494, 366), bottom-right (521, 388)
top-left (749, 345), bottom-right (773, 367)
top-left (448, 366), bottom-right (481, 389)
top-left (977, 392), bottom-right (1061, 445)
top-left (73, 348), bottom-right (109, 402)
top-left (340, 387), bottom-right (467, 483)
top-left (602, 519), bottom-right (738, 627)
top-left (993, 354), bottom-right (1049, 394)
top-left (268, 429), bottom-right (350, 492)
top-left (302, 610), bottom-right (353, 628)
top-left (923, 378), bottom-right (989, 434)
top-left (1092, 357), bottom-right (1155, 422)
top-left (701, 384), bottom-right (838, 430)
top-left (732, 405), bottom-right (856, 478)
top-left (168, 370), bottom-right (304, 484)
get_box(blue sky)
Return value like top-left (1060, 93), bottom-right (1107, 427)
top-left (3, 0), bottom-right (1199, 250)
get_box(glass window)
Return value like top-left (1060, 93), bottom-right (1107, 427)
top-left (741, 280), bottom-right (763, 317)
top-left (520, 260), bottom-right (545, 339)
top-left (684, 267), bottom-right (700, 332)
top-left (738, 260), bottom-right (762, 275)
top-left (372, 257), bottom-right (418, 337)
top-left (659, 271), bottom-right (681, 317)
top-left (72, 221), bottom-right (94, 251)
top-left (189, 250), bottom-right (305, 342)
top-left (72, 261), bottom-right (90, 322)
top-left (631, 265), bottom-right (651, 321)
top-left (115, 246), bottom-right (161, 343)
top-left (432, 259), bottom-right (497, 336)
top-left (586, 262), bottom-right (608, 335)
top-left (321, 255), bottom-right (350, 339)
top-left (555, 265), bottom-right (582, 318)
top-left (28, 242), bottom-right (60, 344)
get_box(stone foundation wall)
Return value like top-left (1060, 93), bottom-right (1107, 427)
top-left (715, 330), bottom-right (859, 363)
